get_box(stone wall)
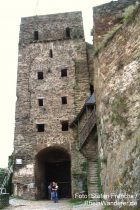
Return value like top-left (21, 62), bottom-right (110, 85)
top-left (86, 43), bottom-right (94, 86)
top-left (19, 11), bottom-right (84, 45)
top-left (13, 11), bottom-right (90, 199)
top-left (94, 4), bottom-right (140, 202)
top-left (93, 0), bottom-right (138, 47)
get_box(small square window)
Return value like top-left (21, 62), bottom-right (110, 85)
top-left (66, 27), bottom-right (71, 38)
top-left (38, 72), bottom-right (43, 80)
top-left (37, 124), bottom-right (44, 132)
top-left (61, 121), bottom-right (69, 131)
top-left (61, 96), bottom-right (67, 104)
top-left (61, 69), bottom-right (67, 77)
top-left (38, 98), bottom-right (43, 106)
top-left (34, 31), bottom-right (39, 40)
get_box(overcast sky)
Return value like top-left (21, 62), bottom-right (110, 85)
top-left (0, 0), bottom-right (111, 168)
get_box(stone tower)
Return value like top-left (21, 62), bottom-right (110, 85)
top-left (13, 11), bottom-right (90, 199)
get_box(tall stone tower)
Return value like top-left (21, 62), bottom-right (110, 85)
top-left (13, 11), bottom-right (90, 199)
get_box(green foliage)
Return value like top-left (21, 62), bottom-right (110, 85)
top-left (8, 153), bottom-right (15, 168)
top-left (104, 206), bottom-right (114, 210)
top-left (94, 3), bottom-right (140, 57)
top-left (69, 198), bottom-right (85, 205)
top-left (123, 5), bottom-right (135, 23)
top-left (111, 113), bottom-right (128, 127)
top-left (0, 167), bottom-right (13, 195)
top-left (90, 27), bottom-right (94, 36)
top-left (82, 162), bottom-right (88, 190)
top-left (101, 157), bottom-right (107, 165)
top-left (110, 96), bottom-right (128, 127)
top-left (0, 168), bottom-right (6, 185)
top-left (81, 161), bottom-right (87, 171)
top-left (123, 3), bottom-right (140, 25)
top-left (94, 24), bottom-right (122, 56)
top-left (0, 194), bottom-right (9, 209)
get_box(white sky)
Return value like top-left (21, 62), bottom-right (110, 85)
top-left (0, 0), bottom-right (111, 168)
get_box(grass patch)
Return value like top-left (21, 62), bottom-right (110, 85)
top-left (104, 206), bottom-right (114, 210)
top-left (94, 3), bottom-right (140, 56)
top-left (69, 198), bottom-right (86, 205)
top-left (123, 3), bottom-right (140, 25)
top-left (94, 24), bottom-right (122, 56)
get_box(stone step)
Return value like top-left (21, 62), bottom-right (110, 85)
top-left (89, 189), bottom-right (99, 192)
top-left (88, 173), bottom-right (98, 176)
top-left (88, 169), bottom-right (98, 171)
top-left (89, 179), bottom-right (98, 182)
top-left (89, 171), bottom-right (98, 174)
top-left (87, 160), bottom-right (101, 196)
top-left (88, 172), bottom-right (98, 174)
top-left (88, 182), bottom-right (99, 185)
top-left (88, 177), bottom-right (99, 180)
top-left (88, 170), bottom-right (98, 176)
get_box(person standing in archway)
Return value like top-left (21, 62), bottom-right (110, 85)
top-left (51, 182), bottom-right (59, 203)
top-left (48, 183), bottom-right (52, 200)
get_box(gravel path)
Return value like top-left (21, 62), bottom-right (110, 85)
top-left (4, 198), bottom-right (103, 210)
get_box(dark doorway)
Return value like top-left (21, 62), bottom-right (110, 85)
top-left (45, 161), bottom-right (71, 198)
top-left (35, 147), bottom-right (71, 200)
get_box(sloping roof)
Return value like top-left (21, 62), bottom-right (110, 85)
top-left (85, 94), bottom-right (96, 105)
top-left (70, 93), bottom-right (96, 127)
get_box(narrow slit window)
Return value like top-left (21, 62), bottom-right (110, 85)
top-left (61, 121), bottom-right (69, 131)
top-left (61, 96), bottom-right (67, 104)
top-left (90, 84), bottom-right (94, 95)
top-left (34, 31), bottom-right (39, 40)
top-left (61, 69), bottom-right (67, 77)
top-left (37, 124), bottom-right (44, 132)
top-left (37, 72), bottom-right (43, 80)
top-left (49, 49), bottom-right (53, 58)
top-left (66, 27), bottom-right (71, 38)
top-left (38, 98), bottom-right (43, 106)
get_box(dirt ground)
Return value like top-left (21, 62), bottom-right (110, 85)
top-left (4, 198), bottom-right (103, 210)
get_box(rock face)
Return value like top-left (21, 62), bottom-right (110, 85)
top-left (93, 1), bottom-right (140, 202)
top-left (93, 0), bottom-right (138, 47)
top-left (13, 12), bottom-right (90, 199)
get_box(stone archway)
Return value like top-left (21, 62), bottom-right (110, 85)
top-left (35, 146), bottom-right (71, 199)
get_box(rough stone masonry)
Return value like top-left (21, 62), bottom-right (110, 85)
top-left (93, 1), bottom-right (140, 206)
top-left (13, 11), bottom-right (91, 199)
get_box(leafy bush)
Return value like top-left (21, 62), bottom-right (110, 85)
top-left (0, 169), bottom-right (6, 186)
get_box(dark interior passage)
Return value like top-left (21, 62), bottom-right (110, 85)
top-left (35, 147), bottom-right (71, 199)
top-left (45, 161), bottom-right (71, 198)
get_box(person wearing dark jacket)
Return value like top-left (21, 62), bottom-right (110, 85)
top-left (51, 182), bottom-right (58, 203)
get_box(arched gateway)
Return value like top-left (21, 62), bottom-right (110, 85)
top-left (13, 12), bottom-right (90, 200)
top-left (35, 146), bottom-right (71, 199)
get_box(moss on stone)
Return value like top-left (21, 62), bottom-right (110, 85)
top-left (110, 95), bottom-right (128, 127)
top-left (94, 3), bottom-right (140, 57)
top-left (94, 24), bottom-right (122, 56)
top-left (123, 3), bottom-right (140, 25)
